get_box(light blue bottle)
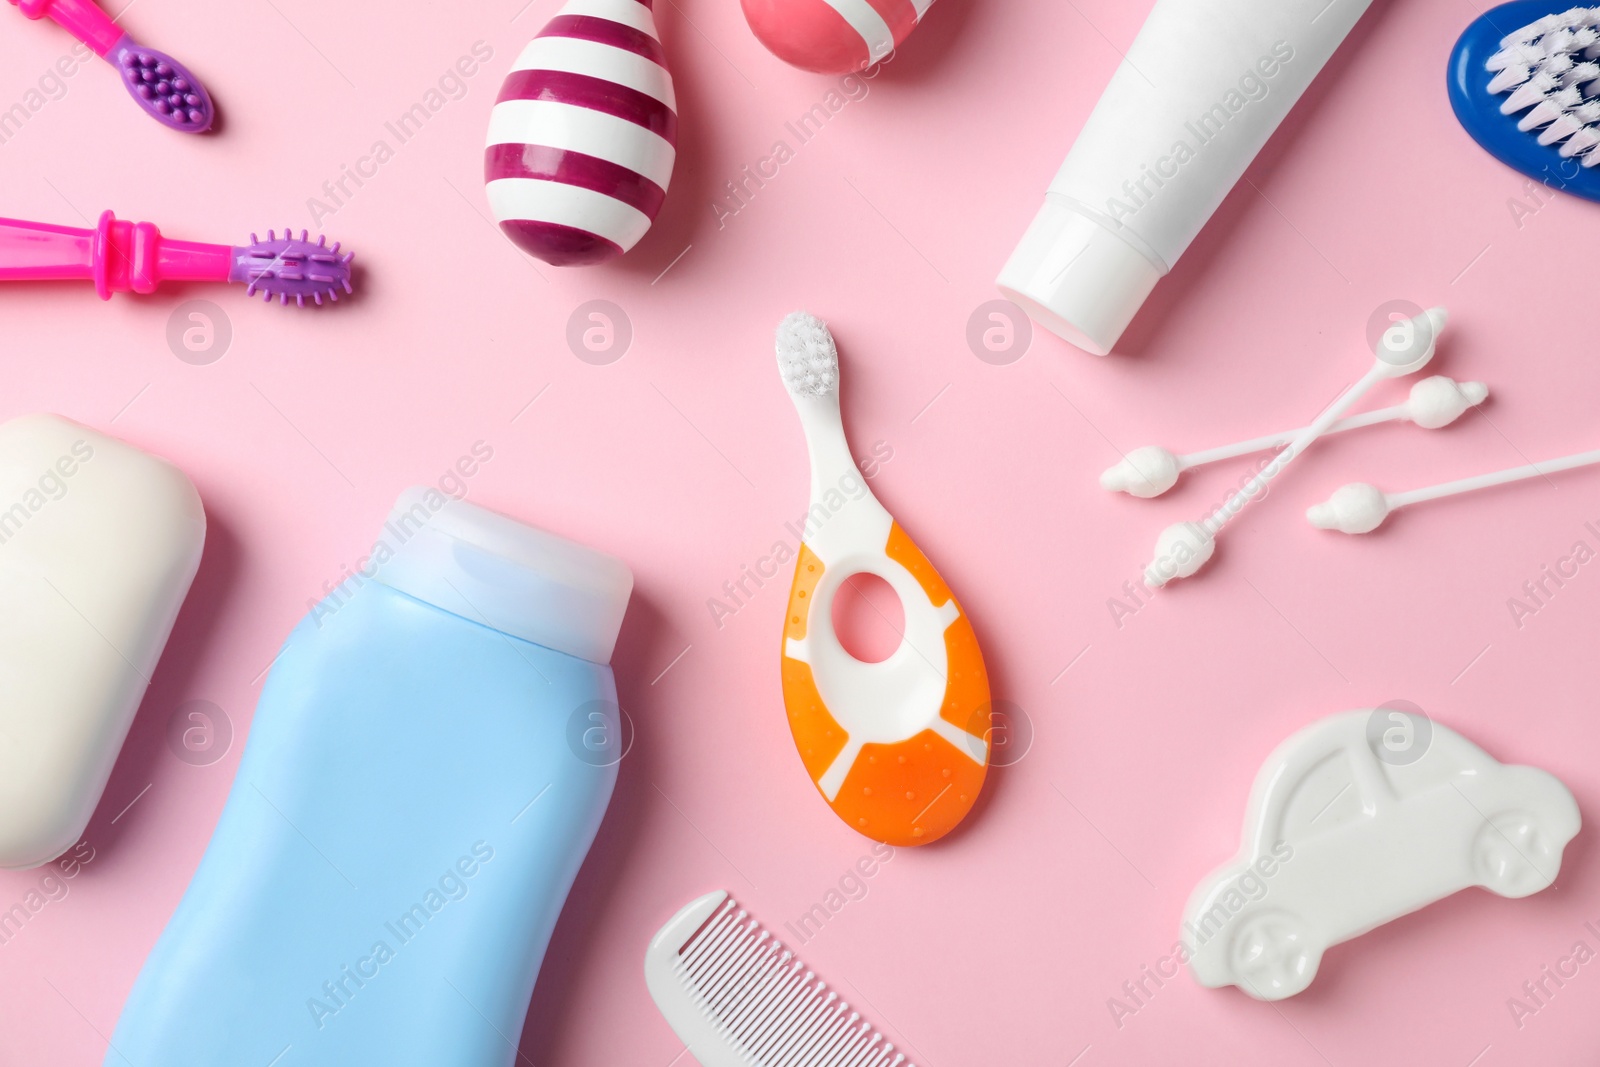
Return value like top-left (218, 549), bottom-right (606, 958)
top-left (106, 488), bottom-right (633, 1067)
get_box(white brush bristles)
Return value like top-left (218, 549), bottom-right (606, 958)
top-left (776, 311), bottom-right (840, 400)
top-left (1489, 8), bottom-right (1600, 165)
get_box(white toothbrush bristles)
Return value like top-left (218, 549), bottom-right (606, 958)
top-left (1488, 8), bottom-right (1600, 164)
top-left (776, 311), bottom-right (840, 400)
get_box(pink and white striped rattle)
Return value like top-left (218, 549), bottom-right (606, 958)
top-left (742, 0), bottom-right (936, 74)
top-left (485, 0), bottom-right (677, 266)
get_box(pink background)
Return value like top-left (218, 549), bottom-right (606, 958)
top-left (3, 0), bottom-right (1599, 1063)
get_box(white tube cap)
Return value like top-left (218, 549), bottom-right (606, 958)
top-left (997, 198), bottom-right (1164, 356)
top-left (374, 488), bottom-right (633, 663)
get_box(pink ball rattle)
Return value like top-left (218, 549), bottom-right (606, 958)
top-left (742, 0), bottom-right (936, 74)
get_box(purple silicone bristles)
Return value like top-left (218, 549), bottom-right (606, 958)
top-left (229, 229), bottom-right (355, 308)
top-left (110, 38), bottom-right (214, 132)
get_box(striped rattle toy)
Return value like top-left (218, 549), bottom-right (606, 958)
top-left (486, 0), bottom-right (677, 265)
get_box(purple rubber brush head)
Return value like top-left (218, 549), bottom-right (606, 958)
top-left (110, 36), bottom-right (214, 132)
top-left (229, 230), bottom-right (355, 308)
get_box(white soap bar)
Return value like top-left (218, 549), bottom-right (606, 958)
top-left (0, 414), bottom-right (204, 870)
top-left (1184, 709), bottom-right (1580, 1000)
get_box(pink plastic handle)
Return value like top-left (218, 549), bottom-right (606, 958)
top-left (0, 211), bottom-right (231, 299)
top-left (9, 0), bottom-right (125, 57)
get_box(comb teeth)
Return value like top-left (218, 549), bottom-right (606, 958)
top-left (646, 892), bottom-right (913, 1067)
top-left (233, 228), bottom-right (355, 308)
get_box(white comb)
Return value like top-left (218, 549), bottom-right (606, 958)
top-left (645, 891), bottom-right (914, 1067)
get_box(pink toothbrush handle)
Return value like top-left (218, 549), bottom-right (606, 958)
top-left (9, 0), bottom-right (125, 56)
top-left (0, 211), bottom-right (231, 299)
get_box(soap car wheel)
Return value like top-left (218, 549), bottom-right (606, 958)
top-left (1474, 812), bottom-right (1558, 898)
top-left (1229, 910), bottom-right (1319, 1000)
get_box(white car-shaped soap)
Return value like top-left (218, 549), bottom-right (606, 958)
top-left (1183, 709), bottom-right (1580, 1000)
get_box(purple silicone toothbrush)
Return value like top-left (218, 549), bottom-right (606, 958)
top-left (8, 0), bottom-right (216, 132)
top-left (0, 211), bottom-right (355, 307)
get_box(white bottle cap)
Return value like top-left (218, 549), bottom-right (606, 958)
top-left (373, 488), bottom-right (633, 664)
top-left (996, 197), bottom-right (1165, 357)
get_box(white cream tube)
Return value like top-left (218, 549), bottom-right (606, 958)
top-left (997, 0), bottom-right (1376, 355)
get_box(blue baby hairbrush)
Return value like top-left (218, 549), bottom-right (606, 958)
top-left (1450, 2), bottom-right (1600, 200)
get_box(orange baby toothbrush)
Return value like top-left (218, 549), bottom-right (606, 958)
top-left (775, 312), bottom-right (990, 846)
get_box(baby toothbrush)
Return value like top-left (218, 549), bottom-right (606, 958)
top-left (1144, 308), bottom-right (1448, 588)
top-left (0, 211), bottom-right (353, 306)
top-left (776, 312), bottom-right (990, 846)
top-left (1309, 447), bottom-right (1600, 534)
top-left (7, 0), bottom-right (215, 132)
top-left (1103, 377), bottom-right (1488, 498)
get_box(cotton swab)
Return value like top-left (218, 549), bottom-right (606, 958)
top-left (1101, 376), bottom-right (1488, 498)
top-left (1143, 307), bottom-right (1450, 588)
top-left (1308, 448), bottom-right (1600, 534)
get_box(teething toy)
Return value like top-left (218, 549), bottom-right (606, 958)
top-left (1102, 377), bottom-right (1488, 499)
top-left (742, 0), bottom-right (935, 74)
top-left (1185, 709), bottom-right (1578, 1000)
top-left (776, 312), bottom-right (989, 846)
top-left (1309, 446), bottom-right (1600, 534)
top-left (486, 0), bottom-right (677, 265)
top-left (1450, 3), bottom-right (1600, 202)
top-left (1144, 307), bottom-right (1448, 588)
